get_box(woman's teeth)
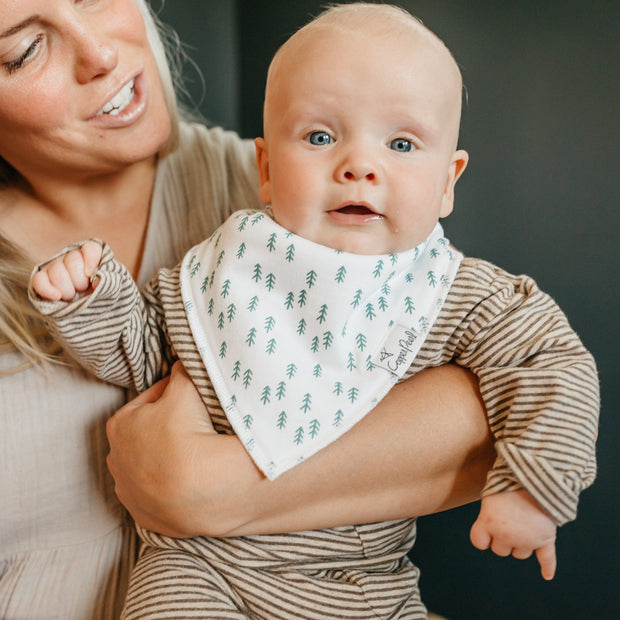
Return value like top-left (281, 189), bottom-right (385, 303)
top-left (98, 79), bottom-right (135, 116)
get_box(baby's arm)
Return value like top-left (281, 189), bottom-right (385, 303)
top-left (470, 490), bottom-right (557, 580)
top-left (29, 241), bottom-right (174, 391)
top-left (31, 241), bottom-right (103, 302)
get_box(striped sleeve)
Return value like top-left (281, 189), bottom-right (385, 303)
top-left (409, 258), bottom-right (599, 525)
top-left (28, 242), bottom-right (174, 391)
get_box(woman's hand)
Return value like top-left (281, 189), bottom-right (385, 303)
top-left (106, 361), bottom-right (222, 536)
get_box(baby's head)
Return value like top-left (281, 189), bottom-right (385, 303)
top-left (255, 3), bottom-right (468, 254)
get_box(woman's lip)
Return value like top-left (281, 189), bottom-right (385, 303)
top-left (89, 72), bottom-right (147, 125)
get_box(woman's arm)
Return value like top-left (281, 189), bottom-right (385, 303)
top-left (107, 362), bottom-right (494, 537)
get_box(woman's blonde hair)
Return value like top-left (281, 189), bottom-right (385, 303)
top-left (0, 0), bottom-right (186, 373)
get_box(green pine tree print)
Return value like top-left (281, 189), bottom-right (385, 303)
top-left (333, 409), bottom-right (344, 426)
top-left (355, 333), bottom-right (367, 351)
top-left (297, 318), bottom-right (307, 335)
top-left (217, 312), bottom-right (225, 330)
top-left (219, 341), bottom-right (227, 358)
top-left (267, 233), bottom-right (277, 252)
top-left (285, 244), bottom-right (295, 262)
top-left (323, 331), bottom-right (334, 349)
top-left (277, 411), bottom-right (287, 429)
top-left (260, 385), bottom-right (271, 404)
top-left (220, 279), bottom-right (231, 298)
top-left (252, 264), bottom-right (262, 282)
top-left (311, 336), bottom-right (320, 353)
top-left (246, 327), bottom-right (257, 346)
top-left (285, 292), bottom-right (295, 309)
top-left (226, 303), bottom-right (236, 322)
top-left (236, 242), bottom-right (246, 259)
top-left (373, 259), bottom-right (384, 278)
top-left (248, 296), bottom-right (259, 311)
top-left (333, 381), bottom-right (344, 395)
top-left (351, 289), bottom-right (363, 308)
top-left (264, 316), bottom-right (276, 332)
top-left (306, 270), bottom-right (318, 288)
top-left (217, 250), bottom-right (225, 266)
top-left (300, 393), bottom-right (312, 413)
top-left (294, 426), bottom-right (304, 445)
top-left (266, 338), bottom-right (277, 355)
top-left (347, 352), bottom-right (356, 371)
top-left (298, 289), bottom-right (307, 307)
top-left (232, 361), bottom-right (241, 381)
top-left (405, 296), bottom-right (415, 314)
top-left (335, 266), bottom-right (347, 283)
top-left (265, 272), bottom-right (276, 291)
top-left (243, 414), bottom-right (253, 429)
top-left (365, 302), bottom-right (376, 320)
top-left (276, 381), bottom-right (286, 400)
top-left (313, 364), bottom-right (322, 378)
top-left (309, 419), bottom-right (320, 438)
top-left (208, 298), bottom-right (214, 315)
top-left (286, 363), bottom-right (297, 379)
top-left (348, 386), bottom-right (359, 402)
top-left (316, 304), bottom-right (328, 323)
top-left (427, 270), bottom-right (437, 287)
top-left (243, 368), bottom-right (253, 388)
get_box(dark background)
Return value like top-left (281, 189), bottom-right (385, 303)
top-left (149, 1), bottom-right (619, 617)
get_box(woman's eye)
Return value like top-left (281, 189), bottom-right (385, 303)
top-left (4, 35), bottom-right (43, 74)
top-left (390, 138), bottom-right (414, 153)
top-left (307, 131), bottom-right (334, 146)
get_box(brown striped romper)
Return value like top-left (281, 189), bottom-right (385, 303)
top-left (31, 243), bottom-right (599, 620)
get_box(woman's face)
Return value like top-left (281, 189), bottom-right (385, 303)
top-left (0, 0), bottom-right (170, 183)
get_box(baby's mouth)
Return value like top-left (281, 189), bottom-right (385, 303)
top-left (329, 203), bottom-right (384, 223)
top-left (335, 205), bottom-right (377, 216)
top-left (97, 79), bottom-right (135, 116)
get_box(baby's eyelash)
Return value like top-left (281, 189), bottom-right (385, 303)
top-left (5, 35), bottom-right (43, 75)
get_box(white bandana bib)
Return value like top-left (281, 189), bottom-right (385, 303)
top-left (180, 210), bottom-right (462, 479)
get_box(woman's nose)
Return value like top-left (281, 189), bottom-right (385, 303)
top-left (73, 27), bottom-right (118, 83)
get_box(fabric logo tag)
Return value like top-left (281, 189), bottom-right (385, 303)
top-left (371, 324), bottom-right (420, 376)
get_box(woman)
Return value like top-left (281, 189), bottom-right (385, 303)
top-left (0, 1), bottom-right (492, 617)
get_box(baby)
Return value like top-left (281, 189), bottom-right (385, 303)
top-left (30, 4), bottom-right (598, 619)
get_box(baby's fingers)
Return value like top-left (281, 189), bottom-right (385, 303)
top-left (535, 542), bottom-right (557, 581)
top-left (80, 241), bottom-right (103, 279)
top-left (469, 519), bottom-right (491, 551)
top-left (31, 268), bottom-right (63, 301)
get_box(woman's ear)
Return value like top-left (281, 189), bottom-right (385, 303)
top-left (254, 137), bottom-right (271, 205)
top-left (440, 149), bottom-right (469, 217)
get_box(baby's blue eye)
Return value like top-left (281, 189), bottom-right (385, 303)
top-left (308, 131), bottom-right (333, 146)
top-left (390, 138), bottom-right (414, 153)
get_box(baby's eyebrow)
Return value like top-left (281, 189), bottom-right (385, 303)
top-left (0, 16), bottom-right (38, 40)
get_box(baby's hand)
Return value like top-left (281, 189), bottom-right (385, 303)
top-left (470, 489), bottom-right (557, 580)
top-left (31, 241), bottom-right (103, 302)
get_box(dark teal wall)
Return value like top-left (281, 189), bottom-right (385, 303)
top-left (152, 2), bottom-right (619, 617)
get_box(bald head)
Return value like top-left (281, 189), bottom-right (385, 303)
top-left (264, 3), bottom-right (464, 146)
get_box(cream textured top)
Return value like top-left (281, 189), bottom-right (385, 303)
top-left (0, 122), bottom-right (259, 619)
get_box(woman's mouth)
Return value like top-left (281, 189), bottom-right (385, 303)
top-left (97, 79), bottom-right (135, 116)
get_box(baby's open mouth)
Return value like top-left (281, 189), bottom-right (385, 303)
top-left (335, 205), bottom-right (376, 215)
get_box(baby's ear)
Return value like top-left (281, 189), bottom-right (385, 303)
top-left (440, 149), bottom-right (469, 217)
top-left (254, 137), bottom-right (271, 205)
